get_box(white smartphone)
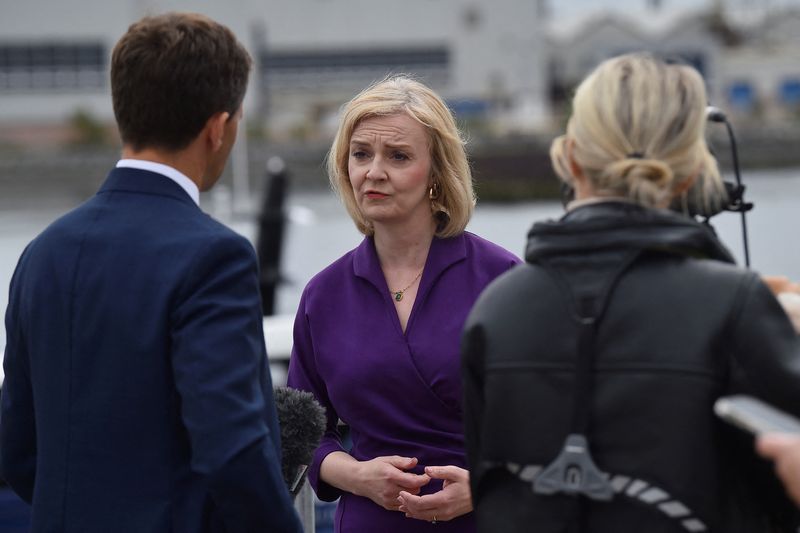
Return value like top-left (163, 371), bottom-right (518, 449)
top-left (714, 395), bottom-right (800, 435)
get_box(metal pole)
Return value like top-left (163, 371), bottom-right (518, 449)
top-left (256, 156), bottom-right (289, 315)
top-left (294, 481), bottom-right (316, 533)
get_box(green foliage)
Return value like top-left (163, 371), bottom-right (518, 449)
top-left (247, 119), bottom-right (268, 141)
top-left (69, 108), bottom-right (107, 146)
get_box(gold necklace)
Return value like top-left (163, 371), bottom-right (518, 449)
top-left (390, 269), bottom-right (423, 302)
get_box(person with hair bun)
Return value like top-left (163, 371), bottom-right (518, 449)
top-left (287, 75), bottom-right (519, 532)
top-left (462, 53), bottom-right (800, 532)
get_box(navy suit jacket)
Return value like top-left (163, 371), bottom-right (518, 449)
top-left (0, 167), bottom-right (302, 532)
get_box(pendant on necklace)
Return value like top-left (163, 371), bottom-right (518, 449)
top-left (390, 269), bottom-right (423, 303)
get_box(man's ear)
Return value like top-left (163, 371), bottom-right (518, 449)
top-left (205, 111), bottom-right (230, 152)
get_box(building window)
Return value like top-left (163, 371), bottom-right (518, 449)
top-left (0, 42), bottom-right (106, 92)
top-left (780, 79), bottom-right (800, 106)
top-left (661, 52), bottom-right (706, 78)
top-left (259, 46), bottom-right (449, 90)
top-left (727, 81), bottom-right (755, 111)
top-left (448, 99), bottom-right (489, 118)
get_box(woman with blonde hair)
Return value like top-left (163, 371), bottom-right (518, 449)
top-left (287, 75), bottom-right (519, 532)
top-left (462, 53), bottom-right (800, 532)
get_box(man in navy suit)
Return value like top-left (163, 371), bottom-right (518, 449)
top-left (0, 13), bottom-right (302, 532)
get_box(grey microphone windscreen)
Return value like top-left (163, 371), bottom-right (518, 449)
top-left (273, 386), bottom-right (326, 497)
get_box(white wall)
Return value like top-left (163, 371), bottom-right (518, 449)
top-left (0, 0), bottom-right (550, 133)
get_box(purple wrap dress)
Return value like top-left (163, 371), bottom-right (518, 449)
top-left (287, 232), bottom-right (519, 532)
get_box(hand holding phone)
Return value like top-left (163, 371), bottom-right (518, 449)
top-left (714, 395), bottom-right (800, 435)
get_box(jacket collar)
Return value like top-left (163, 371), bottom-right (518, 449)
top-left (98, 167), bottom-right (200, 209)
top-left (525, 201), bottom-right (735, 264)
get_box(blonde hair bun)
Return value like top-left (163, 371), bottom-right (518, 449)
top-left (611, 158), bottom-right (675, 187)
top-left (604, 158), bottom-right (674, 206)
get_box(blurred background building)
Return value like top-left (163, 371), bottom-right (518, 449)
top-left (0, 0), bottom-right (550, 145)
top-left (1, 0), bottom-right (800, 200)
top-left (548, 0), bottom-right (800, 128)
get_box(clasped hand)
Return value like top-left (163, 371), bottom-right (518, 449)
top-left (398, 465), bottom-right (472, 523)
top-left (353, 456), bottom-right (472, 522)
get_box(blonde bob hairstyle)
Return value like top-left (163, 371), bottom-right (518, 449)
top-left (550, 53), bottom-right (727, 211)
top-left (326, 75), bottom-right (475, 238)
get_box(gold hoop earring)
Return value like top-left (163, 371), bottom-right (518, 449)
top-left (429, 182), bottom-right (440, 200)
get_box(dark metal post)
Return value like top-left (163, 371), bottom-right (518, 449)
top-left (257, 156), bottom-right (289, 316)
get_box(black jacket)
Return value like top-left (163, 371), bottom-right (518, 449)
top-left (462, 201), bottom-right (800, 533)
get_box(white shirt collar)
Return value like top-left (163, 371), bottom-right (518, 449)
top-left (116, 159), bottom-right (200, 206)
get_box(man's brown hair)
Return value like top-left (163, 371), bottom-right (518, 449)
top-left (111, 12), bottom-right (252, 151)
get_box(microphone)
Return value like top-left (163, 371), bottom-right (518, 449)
top-left (696, 103), bottom-right (754, 266)
top-left (671, 179), bottom-right (750, 219)
top-left (706, 105), bottom-right (727, 123)
top-left (671, 105), bottom-right (753, 219)
top-left (273, 386), bottom-right (326, 498)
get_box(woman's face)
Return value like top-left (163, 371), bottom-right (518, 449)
top-left (348, 113), bottom-right (433, 229)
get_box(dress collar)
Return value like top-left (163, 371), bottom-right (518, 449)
top-left (352, 233), bottom-right (468, 301)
